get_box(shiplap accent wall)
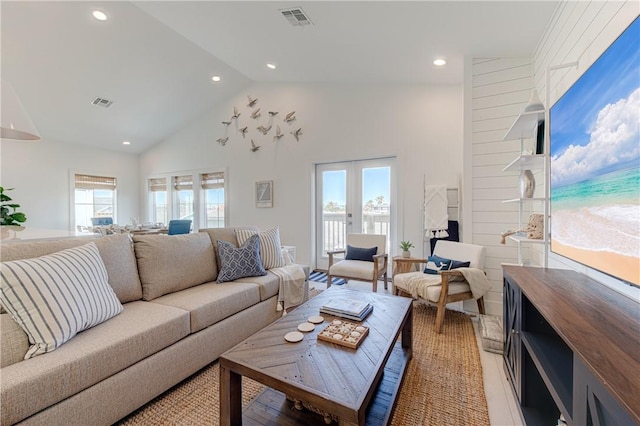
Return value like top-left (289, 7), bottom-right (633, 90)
top-left (532, 0), bottom-right (639, 301)
top-left (466, 57), bottom-right (537, 316)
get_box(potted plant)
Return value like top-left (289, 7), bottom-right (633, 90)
top-left (1, 186), bottom-right (27, 228)
top-left (399, 240), bottom-right (414, 258)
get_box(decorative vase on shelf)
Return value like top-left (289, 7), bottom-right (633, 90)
top-left (519, 170), bottom-right (535, 198)
top-left (402, 250), bottom-right (411, 258)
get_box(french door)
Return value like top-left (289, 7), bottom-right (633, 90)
top-left (315, 158), bottom-right (396, 270)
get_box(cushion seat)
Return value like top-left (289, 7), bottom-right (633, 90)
top-left (329, 259), bottom-right (380, 281)
top-left (233, 271), bottom-right (280, 301)
top-left (149, 282), bottom-right (260, 333)
top-left (393, 271), bottom-right (472, 301)
top-left (0, 301), bottom-right (190, 425)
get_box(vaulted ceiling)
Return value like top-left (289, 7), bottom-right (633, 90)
top-left (1, 1), bottom-right (558, 154)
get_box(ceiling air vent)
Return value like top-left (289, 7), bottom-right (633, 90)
top-left (91, 97), bottom-right (114, 108)
top-left (280, 7), bottom-right (312, 26)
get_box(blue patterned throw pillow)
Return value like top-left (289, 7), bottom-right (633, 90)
top-left (423, 255), bottom-right (453, 274)
top-left (217, 234), bottom-right (267, 283)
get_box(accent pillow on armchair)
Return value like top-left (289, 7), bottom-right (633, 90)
top-left (345, 245), bottom-right (377, 262)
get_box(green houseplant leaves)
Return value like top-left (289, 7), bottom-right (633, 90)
top-left (1, 187), bottom-right (27, 226)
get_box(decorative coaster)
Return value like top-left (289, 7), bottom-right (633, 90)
top-left (308, 315), bottom-right (324, 324)
top-left (297, 322), bottom-right (315, 332)
top-left (284, 331), bottom-right (304, 343)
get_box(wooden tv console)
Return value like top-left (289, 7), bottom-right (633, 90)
top-left (502, 265), bottom-right (640, 426)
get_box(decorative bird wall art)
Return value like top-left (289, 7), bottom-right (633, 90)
top-left (273, 125), bottom-right (283, 141)
top-left (257, 125), bottom-right (272, 135)
top-left (291, 128), bottom-right (303, 141)
top-left (216, 95), bottom-right (304, 149)
top-left (284, 111), bottom-right (296, 123)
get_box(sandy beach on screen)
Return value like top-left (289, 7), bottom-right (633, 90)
top-left (552, 239), bottom-right (640, 286)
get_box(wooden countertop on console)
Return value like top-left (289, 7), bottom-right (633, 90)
top-left (502, 266), bottom-right (640, 424)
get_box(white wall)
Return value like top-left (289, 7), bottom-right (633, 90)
top-left (140, 82), bottom-right (463, 267)
top-left (532, 0), bottom-right (639, 301)
top-left (0, 139), bottom-right (140, 230)
top-left (464, 57), bottom-right (536, 316)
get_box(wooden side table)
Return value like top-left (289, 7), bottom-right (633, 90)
top-left (392, 256), bottom-right (425, 275)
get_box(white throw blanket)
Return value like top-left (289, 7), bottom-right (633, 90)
top-left (457, 268), bottom-right (492, 299)
top-left (270, 264), bottom-right (306, 313)
top-left (424, 185), bottom-right (449, 239)
top-left (395, 267), bottom-right (491, 300)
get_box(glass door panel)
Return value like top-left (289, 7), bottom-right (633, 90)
top-left (361, 166), bottom-right (391, 254)
top-left (315, 158), bottom-right (395, 270)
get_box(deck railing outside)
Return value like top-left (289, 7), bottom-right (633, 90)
top-left (322, 212), bottom-right (390, 254)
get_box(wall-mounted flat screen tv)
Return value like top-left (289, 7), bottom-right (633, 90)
top-left (550, 16), bottom-right (639, 287)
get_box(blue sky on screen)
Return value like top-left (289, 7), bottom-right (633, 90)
top-left (550, 17), bottom-right (639, 187)
top-left (323, 167), bottom-right (390, 205)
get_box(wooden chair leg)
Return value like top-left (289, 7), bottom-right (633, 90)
top-left (383, 272), bottom-right (388, 290)
top-left (327, 274), bottom-right (332, 288)
top-left (476, 297), bottom-right (485, 315)
top-left (435, 299), bottom-right (447, 334)
top-left (372, 279), bottom-right (378, 293)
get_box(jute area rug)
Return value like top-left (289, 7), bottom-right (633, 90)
top-left (117, 303), bottom-right (489, 426)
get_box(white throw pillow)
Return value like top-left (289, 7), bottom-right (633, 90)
top-left (0, 242), bottom-right (123, 359)
top-left (235, 226), bottom-right (285, 270)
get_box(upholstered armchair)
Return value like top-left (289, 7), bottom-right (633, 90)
top-left (393, 240), bottom-right (489, 333)
top-left (327, 233), bottom-right (388, 292)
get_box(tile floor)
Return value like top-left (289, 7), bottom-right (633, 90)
top-left (308, 278), bottom-right (523, 426)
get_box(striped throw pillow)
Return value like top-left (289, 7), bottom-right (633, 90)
top-left (0, 242), bottom-right (123, 359)
top-left (235, 227), bottom-right (285, 270)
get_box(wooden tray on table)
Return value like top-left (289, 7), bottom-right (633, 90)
top-left (317, 319), bottom-right (369, 349)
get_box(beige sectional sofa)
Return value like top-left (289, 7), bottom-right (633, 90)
top-left (0, 226), bottom-right (309, 425)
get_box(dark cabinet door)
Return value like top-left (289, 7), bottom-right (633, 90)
top-left (574, 358), bottom-right (636, 426)
top-left (503, 277), bottom-right (522, 401)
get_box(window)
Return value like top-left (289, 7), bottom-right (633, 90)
top-left (74, 174), bottom-right (116, 228)
top-left (173, 175), bottom-right (194, 221)
top-left (201, 172), bottom-right (225, 228)
top-left (147, 171), bottom-right (226, 230)
top-left (149, 177), bottom-right (168, 225)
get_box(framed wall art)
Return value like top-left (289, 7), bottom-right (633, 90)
top-left (255, 180), bottom-right (273, 208)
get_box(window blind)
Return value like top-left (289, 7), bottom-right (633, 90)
top-left (173, 175), bottom-right (193, 191)
top-left (75, 174), bottom-right (116, 190)
top-left (201, 171), bottom-right (224, 189)
top-left (149, 177), bottom-right (167, 192)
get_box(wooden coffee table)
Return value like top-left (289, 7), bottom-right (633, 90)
top-left (220, 286), bottom-right (413, 426)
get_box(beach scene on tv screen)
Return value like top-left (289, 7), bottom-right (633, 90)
top-left (550, 17), bottom-right (639, 286)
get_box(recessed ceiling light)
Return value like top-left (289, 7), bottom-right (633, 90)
top-left (211, 76), bottom-right (221, 82)
top-left (433, 58), bottom-right (447, 66)
top-left (92, 10), bottom-right (107, 21)
top-left (122, 141), bottom-right (131, 145)
top-left (266, 63), bottom-right (277, 70)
